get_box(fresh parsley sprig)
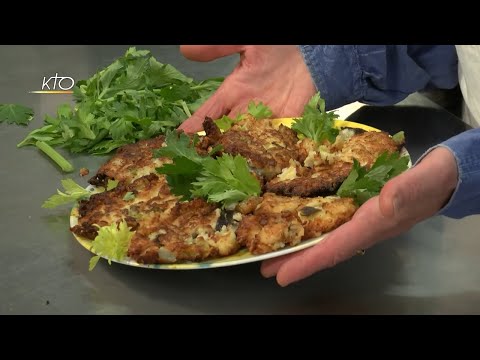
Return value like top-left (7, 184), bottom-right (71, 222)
top-left (214, 101), bottom-right (273, 131)
top-left (191, 154), bottom-right (261, 207)
top-left (88, 220), bottom-right (134, 271)
top-left (291, 92), bottom-right (339, 144)
top-left (337, 151), bottom-right (410, 205)
top-left (0, 104), bottom-right (34, 126)
top-left (155, 131), bottom-right (261, 206)
top-left (246, 101), bottom-right (273, 120)
top-left (42, 179), bottom-right (93, 208)
top-left (42, 178), bottom-right (119, 208)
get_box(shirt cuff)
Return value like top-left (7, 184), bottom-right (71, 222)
top-left (415, 128), bottom-right (480, 219)
top-left (298, 45), bottom-right (365, 110)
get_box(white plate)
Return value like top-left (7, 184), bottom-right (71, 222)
top-left (70, 118), bottom-right (411, 270)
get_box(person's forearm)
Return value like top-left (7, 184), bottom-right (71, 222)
top-left (299, 45), bottom-right (458, 110)
top-left (416, 128), bottom-right (480, 219)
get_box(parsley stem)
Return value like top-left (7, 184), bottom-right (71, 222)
top-left (35, 141), bottom-right (74, 173)
top-left (180, 100), bottom-right (192, 117)
top-left (190, 84), bottom-right (212, 90)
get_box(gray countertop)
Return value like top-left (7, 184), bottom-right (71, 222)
top-left (1, 45), bottom-right (479, 315)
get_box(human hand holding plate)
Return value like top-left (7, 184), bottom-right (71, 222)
top-left (261, 146), bottom-right (458, 286)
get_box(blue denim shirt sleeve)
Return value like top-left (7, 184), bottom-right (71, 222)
top-left (298, 45), bottom-right (480, 219)
top-left (298, 45), bottom-right (458, 110)
top-left (415, 128), bottom-right (480, 219)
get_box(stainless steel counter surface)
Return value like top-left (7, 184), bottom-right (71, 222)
top-left (1, 45), bottom-right (479, 314)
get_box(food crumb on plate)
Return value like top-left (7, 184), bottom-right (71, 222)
top-left (80, 168), bottom-right (90, 176)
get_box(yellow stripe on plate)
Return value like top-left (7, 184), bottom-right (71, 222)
top-left (271, 118), bottom-right (381, 132)
top-left (197, 118), bottom-right (381, 136)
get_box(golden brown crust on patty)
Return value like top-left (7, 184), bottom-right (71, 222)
top-left (266, 130), bottom-right (402, 197)
top-left (338, 131), bottom-right (400, 167)
top-left (236, 212), bottom-right (304, 255)
top-left (128, 199), bottom-right (241, 264)
top-left (72, 174), bottom-right (177, 240)
top-left (195, 118), bottom-right (223, 156)
top-left (235, 196), bottom-right (263, 215)
top-left (236, 193), bottom-right (357, 254)
top-left (74, 173), bottom-right (241, 264)
top-left (88, 136), bottom-right (170, 187)
top-left (297, 197), bottom-right (358, 238)
top-left (265, 161), bottom-right (353, 197)
top-left (208, 116), bottom-right (301, 180)
top-left (202, 117), bottom-right (222, 142)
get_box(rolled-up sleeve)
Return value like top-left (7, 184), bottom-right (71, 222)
top-left (298, 45), bottom-right (459, 110)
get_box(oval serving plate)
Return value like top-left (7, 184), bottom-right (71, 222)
top-left (70, 118), bottom-right (410, 270)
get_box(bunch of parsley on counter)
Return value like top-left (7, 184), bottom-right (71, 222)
top-left (17, 47), bottom-right (222, 158)
top-left (155, 131), bottom-right (261, 207)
